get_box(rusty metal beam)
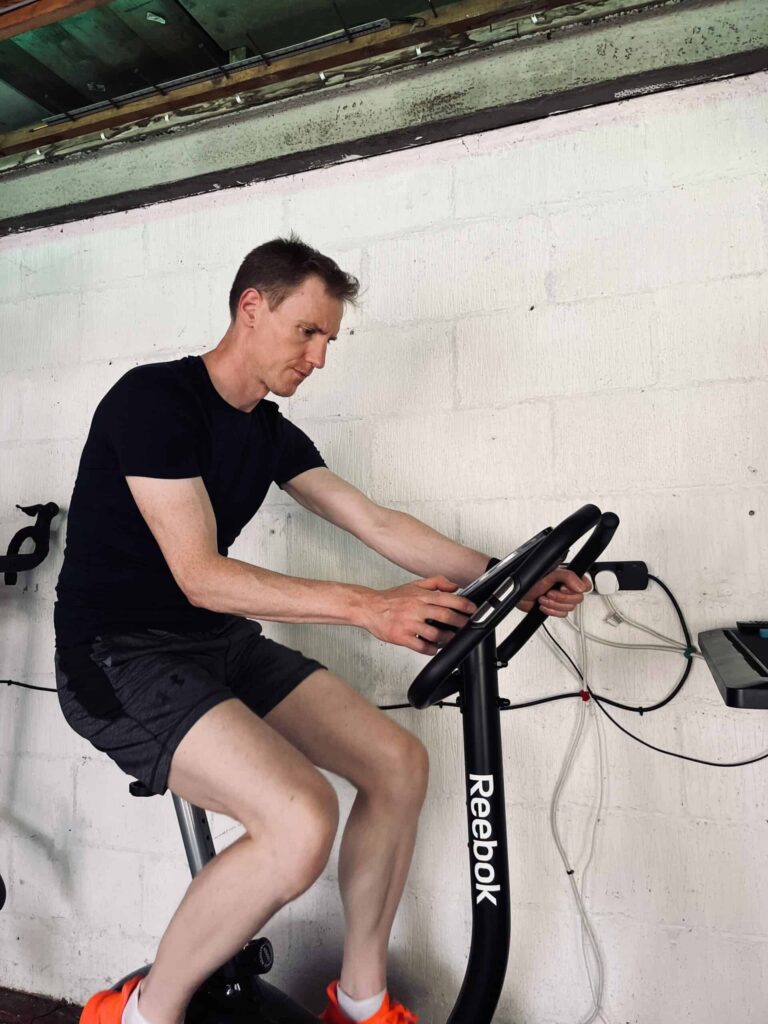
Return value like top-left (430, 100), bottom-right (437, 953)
top-left (0, 0), bottom-right (112, 40)
top-left (0, 0), bottom-right (660, 156)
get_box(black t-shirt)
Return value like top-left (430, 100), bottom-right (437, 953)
top-left (54, 355), bottom-right (325, 648)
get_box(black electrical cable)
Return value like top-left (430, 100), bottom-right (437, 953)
top-left (541, 582), bottom-right (768, 766)
top-left (649, 573), bottom-right (692, 646)
top-left (543, 623), bottom-right (584, 680)
top-left (378, 700), bottom-right (458, 710)
top-left (2, 679), bottom-right (56, 693)
top-left (380, 575), bottom-right (694, 717)
top-left (584, 574), bottom-right (694, 715)
top-left (591, 692), bottom-right (768, 768)
top-left (594, 657), bottom-right (693, 715)
top-left (542, 577), bottom-right (694, 715)
top-left (502, 690), bottom-right (582, 711)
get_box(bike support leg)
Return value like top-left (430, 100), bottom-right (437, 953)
top-left (448, 633), bottom-right (511, 1024)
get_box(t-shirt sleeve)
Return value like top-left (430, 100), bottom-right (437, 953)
top-left (103, 368), bottom-right (205, 479)
top-left (273, 409), bottom-right (326, 487)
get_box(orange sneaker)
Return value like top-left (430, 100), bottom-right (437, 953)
top-left (80, 975), bottom-right (142, 1024)
top-left (320, 981), bottom-right (418, 1024)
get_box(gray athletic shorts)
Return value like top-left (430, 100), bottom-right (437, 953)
top-left (54, 617), bottom-right (325, 795)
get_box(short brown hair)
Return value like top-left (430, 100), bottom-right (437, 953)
top-left (229, 234), bottom-right (359, 319)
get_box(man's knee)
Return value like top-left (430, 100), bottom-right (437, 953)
top-left (367, 725), bottom-right (430, 808)
top-left (248, 773), bottom-right (339, 901)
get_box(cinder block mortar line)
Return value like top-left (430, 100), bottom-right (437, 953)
top-left (712, 927), bottom-right (768, 944)
top-left (291, 399), bottom-right (554, 430)
top-left (363, 481), bottom-right (768, 502)
top-left (356, 269), bottom-right (768, 330)
top-left (589, 911), bottom-right (768, 944)
top-left (251, 167), bottom-right (768, 253)
top-left (4, 908), bottom-right (159, 944)
top-left (449, 375), bottom-right (768, 410)
top-left (44, 479), bottom-right (765, 515)
top-left (3, 264), bottom-right (764, 334)
top-left (0, 435), bottom-right (92, 447)
top-left (265, 486), bottom-right (767, 512)
top-left (269, 169), bottom-right (768, 254)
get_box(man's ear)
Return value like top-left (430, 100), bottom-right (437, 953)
top-left (238, 287), bottom-right (265, 326)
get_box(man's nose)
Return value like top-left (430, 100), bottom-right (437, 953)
top-left (307, 337), bottom-right (328, 369)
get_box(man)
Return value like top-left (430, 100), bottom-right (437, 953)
top-left (55, 236), bottom-right (587, 1024)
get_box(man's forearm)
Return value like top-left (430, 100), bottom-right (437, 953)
top-left (366, 507), bottom-right (490, 586)
top-left (187, 555), bottom-right (371, 625)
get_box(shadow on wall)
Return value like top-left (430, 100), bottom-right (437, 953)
top-left (265, 902), bottom-right (465, 1017)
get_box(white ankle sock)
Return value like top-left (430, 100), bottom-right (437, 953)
top-left (122, 982), bottom-right (152, 1024)
top-left (337, 985), bottom-right (387, 1022)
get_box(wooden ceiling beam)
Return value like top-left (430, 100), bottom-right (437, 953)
top-left (0, 0), bottom-right (112, 41)
top-left (0, 0), bottom-right (657, 156)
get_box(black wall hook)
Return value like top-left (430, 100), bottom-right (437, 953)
top-left (1, 502), bottom-right (60, 586)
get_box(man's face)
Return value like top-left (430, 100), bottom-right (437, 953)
top-left (242, 274), bottom-right (344, 398)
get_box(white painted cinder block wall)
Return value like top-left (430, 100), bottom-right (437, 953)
top-left (1, 72), bottom-right (767, 1023)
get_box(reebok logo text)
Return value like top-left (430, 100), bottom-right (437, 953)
top-left (469, 774), bottom-right (501, 906)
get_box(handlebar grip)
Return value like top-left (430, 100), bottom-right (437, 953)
top-left (567, 512), bottom-right (620, 577)
top-left (497, 511), bottom-right (619, 664)
top-left (408, 505), bottom-right (602, 708)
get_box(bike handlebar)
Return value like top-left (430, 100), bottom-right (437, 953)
top-left (408, 505), bottom-right (619, 709)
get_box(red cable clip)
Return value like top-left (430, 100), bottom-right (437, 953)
top-left (580, 690), bottom-right (590, 702)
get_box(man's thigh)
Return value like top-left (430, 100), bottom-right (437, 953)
top-left (168, 698), bottom-right (332, 827)
top-left (264, 669), bottom-right (422, 791)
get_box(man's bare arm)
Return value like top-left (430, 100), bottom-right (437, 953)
top-left (283, 468), bottom-right (489, 585)
top-left (125, 474), bottom-right (475, 654)
top-left (284, 468), bottom-right (590, 616)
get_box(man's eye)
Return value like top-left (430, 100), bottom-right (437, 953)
top-left (302, 328), bottom-right (314, 337)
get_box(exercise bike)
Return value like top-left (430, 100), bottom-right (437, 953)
top-left (117, 503), bottom-right (619, 1022)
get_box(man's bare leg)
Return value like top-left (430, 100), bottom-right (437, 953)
top-left (137, 699), bottom-right (339, 1024)
top-left (265, 669), bottom-right (429, 1000)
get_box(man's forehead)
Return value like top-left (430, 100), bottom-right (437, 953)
top-left (285, 280), bottom-right (343, 331)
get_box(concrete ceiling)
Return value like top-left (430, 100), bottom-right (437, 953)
top-left (1, 0), bottom-right (766, 233)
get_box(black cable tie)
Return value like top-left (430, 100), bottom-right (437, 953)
top-left (246, 33), bottom-right (272, 66)
top-left (566, 869), bottom-right (575, 876)
top-left (638, 707), bottom-right (645, 716)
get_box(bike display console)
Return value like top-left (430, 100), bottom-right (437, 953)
top-left (699, 624), bottom-right (768, 710)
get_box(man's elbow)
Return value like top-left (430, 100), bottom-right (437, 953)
top-left (176, 554), bottom-right (221, 608)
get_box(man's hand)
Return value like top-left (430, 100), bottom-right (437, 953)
top-left (517, 568), bottom-right (591, 616)
top-left (360, 576), bottom-right (476, 655)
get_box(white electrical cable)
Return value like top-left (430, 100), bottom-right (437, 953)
top-left (561, 583), bottom-right (702, 659)
top-left (548, 606), bottom-right (611, 1024)
top-left (601, 594), bottom-right (695, 650)
top-left (563, 618), bottom-right (698, 656)
top-left (579, 693), bottom-right (611, 1023)
top-left (539, 580), bottom-right (711, 1022)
